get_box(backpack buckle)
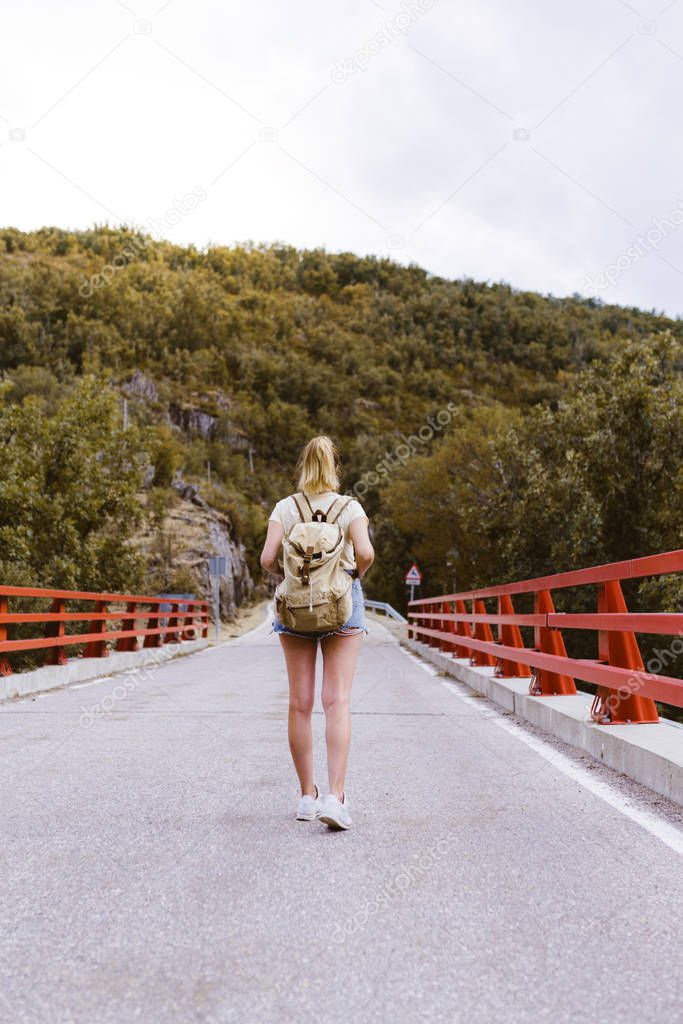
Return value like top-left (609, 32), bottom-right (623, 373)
top-left (301, 545), bottom-right (314, 585)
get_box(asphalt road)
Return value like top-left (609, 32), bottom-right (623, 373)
top-left (2, 613), bottom-right (683, 1024)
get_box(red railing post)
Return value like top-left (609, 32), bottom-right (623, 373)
top-left (436, 602), bottom-right (444, 649)
top-left (439, 601), bottom-right (454, 652)
top-left (44, 599), bottom-right (68, 666)
top-left (454, 599), bottom-right (472, 658)
top-left (165, 602), bottom-right (181, 644)
top-left (432, 603), bottom-right (442, 647)
top-left (201, 605), bottom-right (209, 640)
top-left (472, 598), bottom-right (496, 667)
top-left (0, 596), bottom-right (12, 676)
top-left (591, 581), bottom-right (659, 724)
top-left (83, 601), bottom-right (109, 658)
top-left (116, 601), bottom-right (139, 652)
top-left (469, 597), bottom-right (476, 660)
top-left (495, 595), bottom-right (531, 678)
top-left (182, 604), bottom-right (197, 641)
top-left (529, 590), bottom-right (576, 695)
top-left (422, 605), bottom-right (432, 645)
top-left (144, 602), bottom-right (162, 647)
top-left (443, 600), bottom-right (457, 655)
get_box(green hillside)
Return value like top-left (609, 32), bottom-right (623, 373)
top-left (1, 226), bottom-right (681, 617)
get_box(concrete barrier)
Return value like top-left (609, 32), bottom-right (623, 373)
top-left (402, 630), bottom-right (683, 807)
top-left (0, 638), bottom-right (209, 702)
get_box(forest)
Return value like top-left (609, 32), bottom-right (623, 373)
top-left (0, 226), bottom-right (681, 625)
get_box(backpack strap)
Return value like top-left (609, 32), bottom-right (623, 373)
top-left (305, 494), bottom-right (328, 523)
top-left (293, 492), bottom-right (351, 526)
top-left (291, 493), bottom-right (311, 523)
top-left (301, 493), bottom-right (315, 515)
top-left (327, 496), bottom-right (353, 525)
top-left (295, 492), bottom-right (332, 523)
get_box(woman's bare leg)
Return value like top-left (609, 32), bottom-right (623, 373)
top-left (320, 633), bottom-right (362, 799)
top-left (279, 635), bottom-right (318, 796)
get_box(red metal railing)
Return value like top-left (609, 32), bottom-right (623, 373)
top-left (408, 549), bottom-right (683, 724)
top-left (0, 586), bottom-right (209, 677)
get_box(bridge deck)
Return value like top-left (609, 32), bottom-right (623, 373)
top-left (2, 615), bottom-right (683, 1023)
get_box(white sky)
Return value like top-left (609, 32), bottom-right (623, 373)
top-left (3, 0), bottom-right (683, 315)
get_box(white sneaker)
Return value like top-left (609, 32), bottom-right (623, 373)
top-left (317, 792), bottom-right (352, 830)
top-left (296, 786), bottom-right (320, 821)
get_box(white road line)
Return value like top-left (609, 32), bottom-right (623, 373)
top-left (403, 650), bottom-right (440, 676)
top-left (403, 645), bottom-right (683, 856)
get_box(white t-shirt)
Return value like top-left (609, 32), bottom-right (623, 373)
top-left (269, 491), bottom-right (368, 571)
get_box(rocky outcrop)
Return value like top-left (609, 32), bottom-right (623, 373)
top-left (120, 377), bottom-right (257, 619)
top-left (168, 401), bottom-right (218, 440)
top-left (122, 370), bottom-right (159, 404)
top-left (136, 483), bottom-right (254, 620)
top-left (168, 399), bottom-right (252, 454)
top-left (222, 426), bottom-right (251, 453)
top-left (119, 375), bottom-right (253, 457)
top-left (205, 516), bottom-right (254, 616)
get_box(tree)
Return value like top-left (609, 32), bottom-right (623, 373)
top-left (378, 333), bottom-right (683, 611)
top-left (0, 377), bottom-right (147, 591)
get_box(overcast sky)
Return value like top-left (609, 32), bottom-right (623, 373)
top-left (3, 0), bottom-right (683, 315)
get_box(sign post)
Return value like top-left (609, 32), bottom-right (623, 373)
top-left (207, 556), bottom-right (227, 642)
top-left (404, 562), bottom-right (423, 605)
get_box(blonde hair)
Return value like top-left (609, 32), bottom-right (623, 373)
top-left (296, 435), bottom-right (340, 494)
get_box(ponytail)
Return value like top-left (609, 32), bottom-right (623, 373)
top-left (296, 435), bottom-right (340, 494)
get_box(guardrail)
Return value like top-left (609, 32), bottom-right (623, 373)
top-left (364, 599), bottom-right (407, 624)
top-left (0, 586), bottom-right (209, 677)
top-left (408, 549), bottom-right (683, 724)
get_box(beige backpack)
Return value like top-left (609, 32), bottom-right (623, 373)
top-left (274, 493), bottom-right (354, 634)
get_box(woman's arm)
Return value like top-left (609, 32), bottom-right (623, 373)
top-left (260, 520), bottom-right (284, 575)
top-left (349, 517), bottom-right (374, 578)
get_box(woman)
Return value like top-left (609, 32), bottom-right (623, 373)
top-left (260, 436), bottom-right (374, 830)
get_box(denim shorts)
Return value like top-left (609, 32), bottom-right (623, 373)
top-left (272, 575), bottom-right (366, 641)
